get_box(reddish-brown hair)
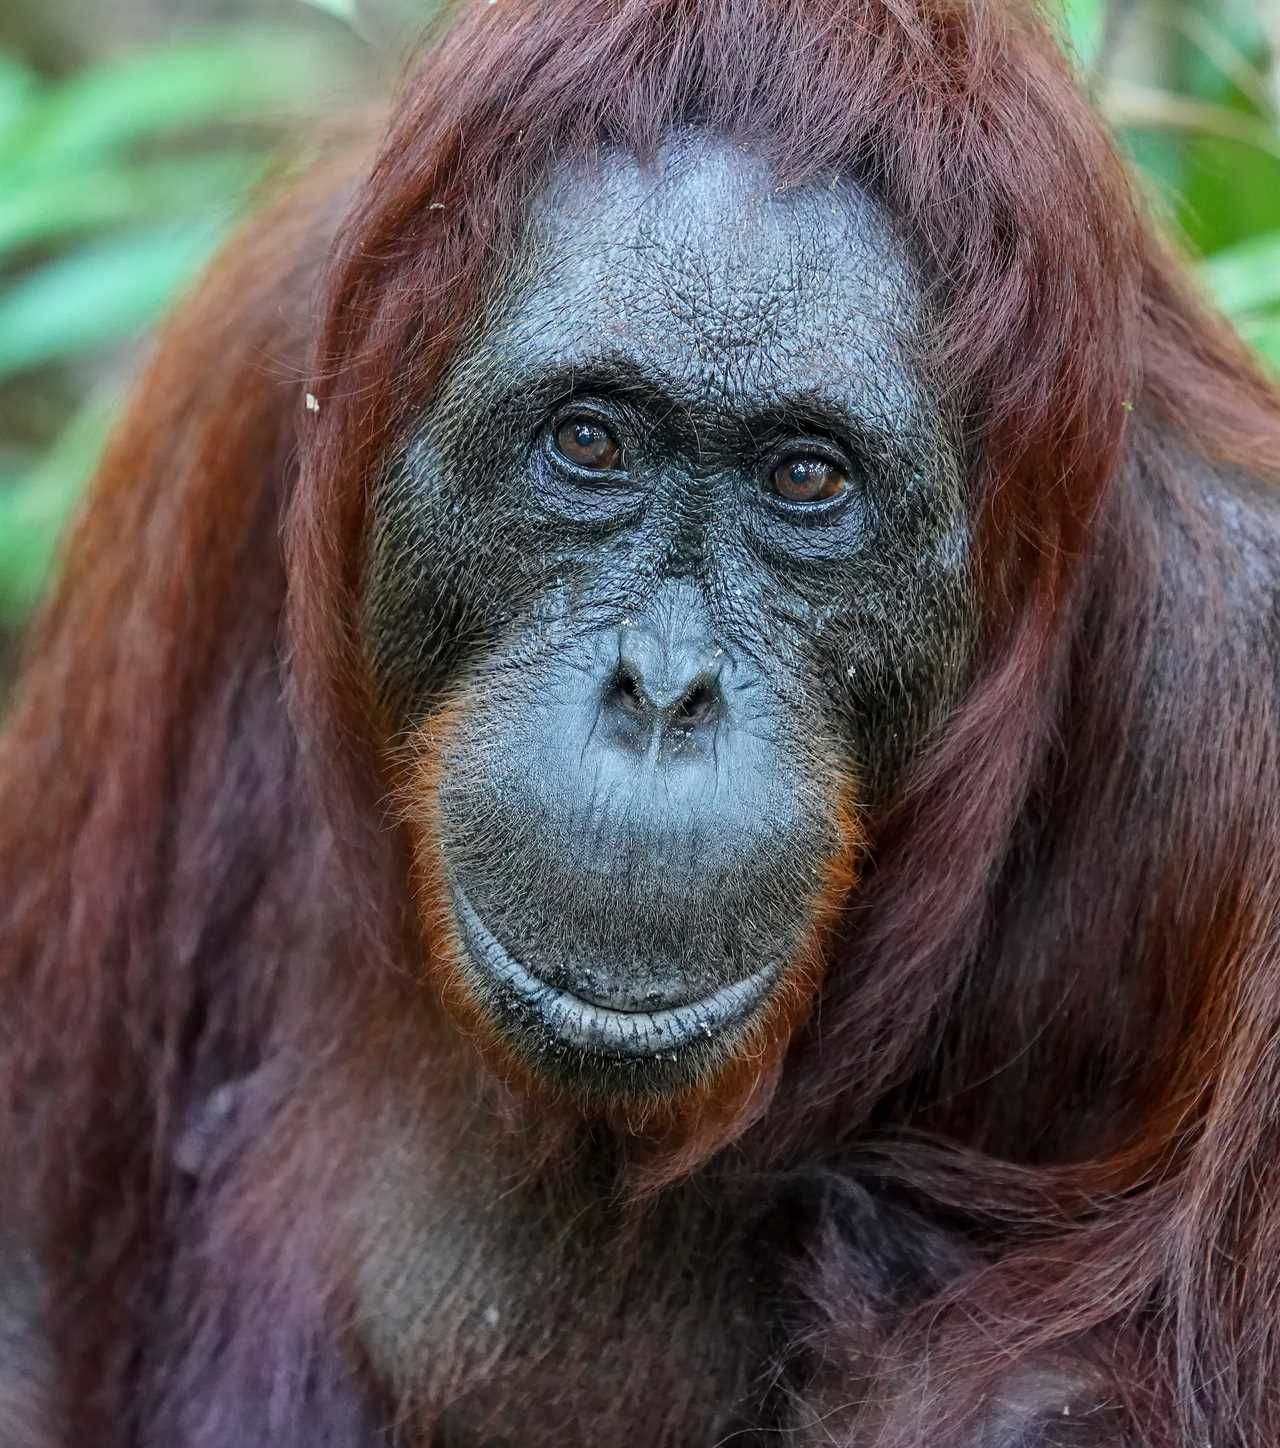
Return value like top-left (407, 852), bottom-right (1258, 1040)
top-left (4, 0), bottom-right (1280, 1443)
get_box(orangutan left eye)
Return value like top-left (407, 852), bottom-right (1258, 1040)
top-left (769, 456), bottom-right (848, 503)
top-left (553, 416), bottom-right (623, 471)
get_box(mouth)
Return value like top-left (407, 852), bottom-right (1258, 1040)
top-left (449, 885), bottom-right (779, 1061)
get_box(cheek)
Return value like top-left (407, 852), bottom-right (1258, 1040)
top-left (820, 516), bottom-right (977, 790)
top-left (362, 450), bottom-right (655, 727)
top-left (360, 470), bottom-right (538, 721)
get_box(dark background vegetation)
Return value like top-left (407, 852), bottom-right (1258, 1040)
top-left (1, 0), bottom-right (1277, 633)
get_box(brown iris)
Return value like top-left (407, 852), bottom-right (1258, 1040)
top-left (771, 456), bottom-right (847, 503)
top-left (554, 416), bottom-right (622, 471)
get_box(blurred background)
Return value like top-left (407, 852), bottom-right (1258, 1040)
top-left (0, 0), bottom-right (1278, 639)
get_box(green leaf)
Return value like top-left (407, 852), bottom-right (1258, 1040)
top-left (1060, 0), bottom-right (1106, 70)
top-left (0, 49), bottom-right (40, 132)
top-left (1232, 312), bottom-right (1280, 369)
top-left (0, 219), bottom-right (228, 382)
top-left (1200, 232), bottom-right (1280, 318)
top-left (0, 31), bottom-right (336, 176)
top-left (1139, 21), bottom-right (1280, 258)
top-left (0, 396), bottom-right (116, 623)
top-left (301, 0), bottom-right (359, 19)
top-left (1176, 132), bottom-right (1280, 258)
top-left (0, 152), bottom-right (264, 260)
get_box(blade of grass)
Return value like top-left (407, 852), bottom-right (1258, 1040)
top-left (1104, 81), bottom-right (1280, 157)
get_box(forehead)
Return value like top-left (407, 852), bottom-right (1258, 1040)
top-left (487, 135), bottom-right (921, 422)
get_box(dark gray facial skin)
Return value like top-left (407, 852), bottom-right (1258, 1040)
top-left (363, 136), bottom-right (975, 1093)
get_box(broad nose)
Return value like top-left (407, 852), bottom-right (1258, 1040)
top-left (602, 624), bottom-right (724, 753)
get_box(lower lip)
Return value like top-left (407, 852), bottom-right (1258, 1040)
top-left (449, 887), bottom-right (778, 1060)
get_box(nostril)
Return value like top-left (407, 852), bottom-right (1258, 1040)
top-left (672, 678), bottom-right (719, 730)
top-left (609, 667), bottom-right (648, 719)
top-left (602, 643), bottom-right (723, 746)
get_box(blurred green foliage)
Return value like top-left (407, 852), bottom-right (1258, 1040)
top-left (1, 0), bottom-right (1280, 626)
top-left (0, 8), bottom-right (359, 623)
top-left (1072, 0), bottom-right (1280, 366)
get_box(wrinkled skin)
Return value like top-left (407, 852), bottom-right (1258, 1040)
top-left (363, 137), bottom-right (974, 1092)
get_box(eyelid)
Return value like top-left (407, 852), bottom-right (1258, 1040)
top-left (548, 397), bottom-right (622, 429)
top-left (548, 402), bottom-right (620, 439)
top-left (765, 437), bottom-right (852, 471)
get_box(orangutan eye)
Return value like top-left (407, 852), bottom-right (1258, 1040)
top-left (553, 416), bottom-right (623, 471)
top-left (770, 456), bottom-right (848, 504)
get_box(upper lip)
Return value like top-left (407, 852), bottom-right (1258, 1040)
top-left (448, 884), bottom-right (778, 1059)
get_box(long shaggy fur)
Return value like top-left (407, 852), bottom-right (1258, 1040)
top-left (3, 1), bottom-right (1280, 1444)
